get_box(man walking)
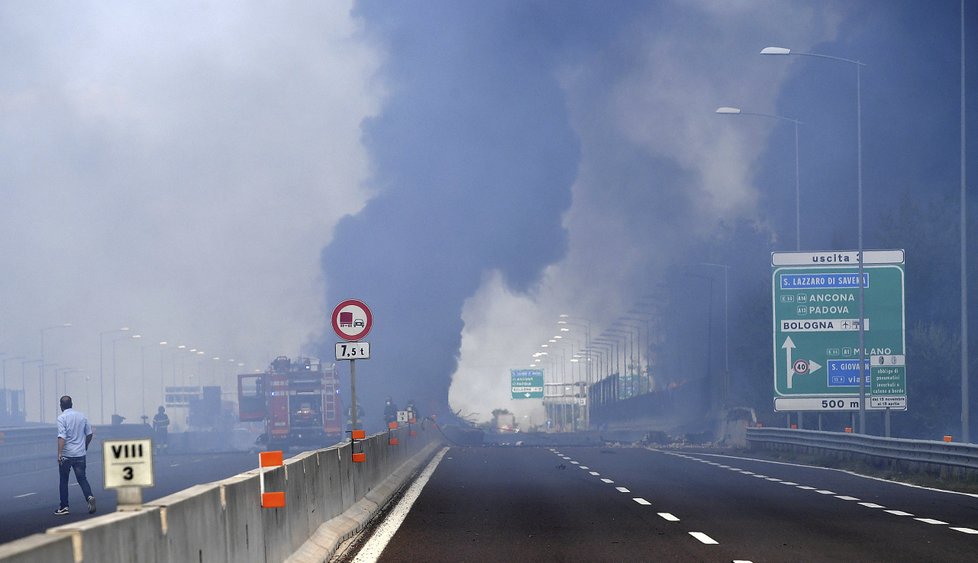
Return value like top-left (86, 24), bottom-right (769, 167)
top-left (56, 395), bottom-right (96, 515)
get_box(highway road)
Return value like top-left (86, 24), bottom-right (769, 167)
top-left (0, 450), bottom-right (258, 544)
top-left (352, 446), bottom-right (978, 562)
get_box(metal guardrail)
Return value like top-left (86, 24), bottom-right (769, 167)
top-left (0, 426), bottom-right (55, 453)
top-left (746, 427), bottom-right (978, 471)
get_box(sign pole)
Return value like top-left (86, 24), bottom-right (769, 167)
top-left (117, 486), bottom-right (143, 511)
top-left (350, 359), bottom-right (358, 432)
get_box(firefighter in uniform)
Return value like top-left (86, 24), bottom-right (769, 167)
top-left (153, 406), bottom-right (170, 451)
top-left (383, 397), bottom-right (398, 426)
top-left (346, 402), bottom-right (364, 431)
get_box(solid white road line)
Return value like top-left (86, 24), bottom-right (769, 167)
top-left (632, 498), bottom-right (651, 506)
top-left (694, 451), bottom-right (978, 500)
top-left (658, 512), bottom-right (680, 522)
top-left (688, 532), bottom-right (719, 545)
top-left (352, 447), bottom-right (449, 563)
top-left (14, 493), bottom-right (36, 498)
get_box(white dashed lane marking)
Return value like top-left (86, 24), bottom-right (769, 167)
top-left (14, 493), bottom-right (36, 498)
top-left (885, 510), bottom-right (913, 516)
top-left (951, 527), bottom-right (978, 535)
top-left (589, 471), bottom-right (600, 476)
top-left (689, 532), bottom-right (719, 545)
top-left (587, 452), bottom-right (757, 559)
top-left (836, 496), bottom-right (860, 501)
top-left (915, 518), bottom-right (949, 525)
top-left (658, 512), bottom-right (680, 522)
top-left (859, 502), bottom-right (885, 509)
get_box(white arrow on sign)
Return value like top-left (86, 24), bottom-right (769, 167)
top-left (808, 359), bottom-right (822, 374)
top-left (782, 336), bottom-right (796, 389)
top-left (524, 393), bottom-right (531, 398)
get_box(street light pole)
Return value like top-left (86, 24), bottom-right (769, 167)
top-left (2, 355), bottom-right (23, 396)
top-left (21, 359), bottom-right (41, 422)
top-left (2, 355), bottom-right (23, 421)
top-left (715, 107), bottom-right (802, 250)
top-left (112, 333), bottom-right (141, 420)
top-left (762, 46), bottom-right (868, 433)
top-left (702, 264), bottom-right (730, 408)
top-left (158, 342), bottom-right (168, 411)
top-left (99, 327), bottom-right (130, 424)
top-left (558, 315), bottom-right (591, 384)
top-left (959, 0), bottom-right (969, 443)
top-left (40, 323), bottom-right (71, 423)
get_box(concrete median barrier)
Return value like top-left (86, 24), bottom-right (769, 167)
top-left (0, 421), bottom-right (443, 562)
top-left (0, 532), bottom-right (74, 563)
top-left (47, 507), bottom-right (165, 563)
top-left (145, 483), bottom-right (228, 563)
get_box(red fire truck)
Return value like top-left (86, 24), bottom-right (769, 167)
top-left (238, 356), bottom-right (343, 448)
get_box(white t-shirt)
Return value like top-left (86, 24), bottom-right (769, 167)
top-left (57, 408), bottom-right (92, 457)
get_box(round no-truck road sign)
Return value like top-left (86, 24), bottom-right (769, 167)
top-left (332, 299), bottom-right (373, 341)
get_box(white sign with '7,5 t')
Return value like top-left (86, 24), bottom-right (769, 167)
top-left (336, 341), bottom-right (370, 361)
top-left (102, 439), bottom-right (154, 489)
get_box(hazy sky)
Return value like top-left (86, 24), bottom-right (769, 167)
top-left (1, 1), bottom-right (974, 428)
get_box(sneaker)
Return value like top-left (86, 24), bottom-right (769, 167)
top-left (87, 496), bottom-right (96, 514)
top-left (54, 506), bottom-right (69, 515)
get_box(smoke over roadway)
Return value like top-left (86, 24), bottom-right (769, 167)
top-left (319, 1), bottom-right (949, 427)
top-left (318, 2), bottom-right (625, 418)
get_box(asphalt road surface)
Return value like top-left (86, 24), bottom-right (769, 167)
top-left (358, 446), bottom-right (978, 562)
top-left (0, 450), bottom-right (259, 544)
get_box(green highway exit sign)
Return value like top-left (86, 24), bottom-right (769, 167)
top-left (771, 250), bottom-right (906, 412)
top-left (511, 369), bottom-right (544, 399)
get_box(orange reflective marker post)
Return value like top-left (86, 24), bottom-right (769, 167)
top-left (944, 435), bottom-right (953, 443)
top-left (259, 451), bottom-right (285, 508)
top-left (350, 429), bottom-right (367, 462)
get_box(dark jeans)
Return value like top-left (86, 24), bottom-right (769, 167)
top-left (59, 456), bottom-right (94, 509)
